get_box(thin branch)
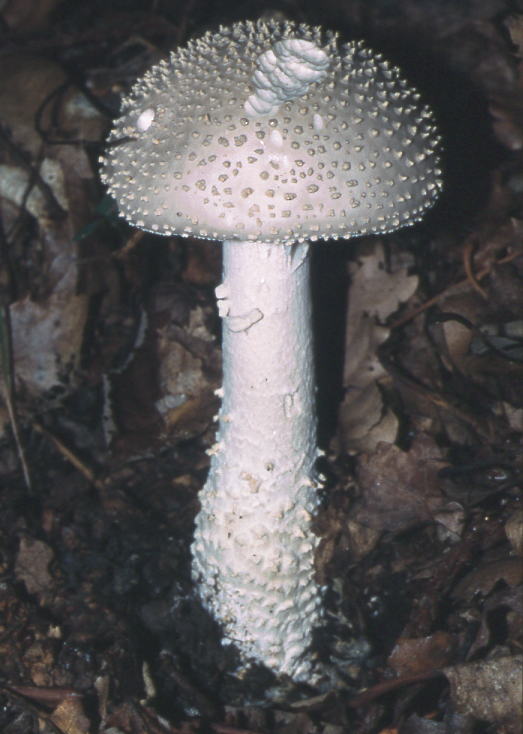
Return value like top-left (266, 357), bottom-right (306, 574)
top-left (0, 305), bottom-right (33, 492)
top-left (32, 420), bottom-right (105, 492)
top-left (463, 236), bottom-right (488, 299)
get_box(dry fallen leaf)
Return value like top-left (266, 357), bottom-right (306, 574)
top-left (156, 314), bottom-right (209, 414)
top-left (451, 558), bottom-right (523, 600)
top-left (433, 501), bottom-right (466, 543)
top-left (444, 655), bottom-right (523, 730)
top-left (345, 518), bottom-right (382, 562)
top-left (338, 241), bottom-right (418, 453)
top-left (23, 643), bottom-right (58, 687)
top-left (352, 434), bottom-right (445, 535)
top-left (155, 304), bottom-right (218, 441)
top-left (51, 695), bottom-right (90, 734)
top-left (0, 53), bottom-right (104, 424)
top-left (505, 509), bottom-right (523, 556)
top-left (388, 631), bottom-right (456, 676)
top-left (10, 289), bottom-right (88, 396)
top-left (14, 536), bottom-right (55, 603)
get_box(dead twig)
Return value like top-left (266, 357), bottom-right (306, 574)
top-left (0, 306), bottom-right (32, 492)
top-left (463, 236), bottom-right (488, 299)
top-left (6, 684), bottom-right (81, 708)
top-left (113, 228), bottom-right (146, 259)
top-left (348, 669), bottom-right (444, 708)
top-left (32, 420), bottom-right (105, 491)
top-left (0, 215), bottom-right (32, 490)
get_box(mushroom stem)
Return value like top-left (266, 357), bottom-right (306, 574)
top-left (191, 240), bottom-right (323, 680)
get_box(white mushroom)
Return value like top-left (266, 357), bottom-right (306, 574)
top-left (100, 19), bottom-right (443, 682)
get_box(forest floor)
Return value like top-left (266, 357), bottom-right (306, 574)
top-left (0, 0), bottom-right (522, 732)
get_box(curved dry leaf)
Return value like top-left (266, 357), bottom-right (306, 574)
top-left (345, 242), bottom-right (419, 329)
top-left (10, 290), bottom-right (87, 396)
top-left (51, 695), bottom-right (90, 734)
top-left (505, 510), bottom-right (523, 556)
top-left (451, 558), bottom-right (523, 600)
top-left (0, 54), bottom-right (106, 425)
top-left (339, 242), bottom-right (417, 452)
top-left (388, 631), bottom-right (456, 676)
top-left (444, 655), bottom-right (523, 729)
top-left (155, 305), bottom-right (218, 440)
top-left (353, 434), bottom-right (445, 534)
top-left (14, 536), bottom-right (55, 603)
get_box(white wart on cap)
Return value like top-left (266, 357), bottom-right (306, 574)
top-left (100, 19), bottom-right (442, 244)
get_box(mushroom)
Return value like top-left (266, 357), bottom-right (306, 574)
top-left (100, 19), bottom-right (442, 682)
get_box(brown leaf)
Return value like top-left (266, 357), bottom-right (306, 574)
top-left (155, 303), bottom-right (219, 441)
top-left (10, 291), bottom-right (88, 396)
top-left (0, 53), bottom-right (104, 412)
top-left (14, 536), bottom-right (55, 603)
top-left (505, 510), bottom-right (523, 556)
top-left (433, 501), bottom-right (465, 543)
top-left (345, 518), bottom-right (382, 562)
top-left (388, 632), bottom-right (456, 676)
top-left (444, 655), bottom-right (523, 730)
top-left (50, 696), bottom-right (90, 734)
top-left (465, 586), bottom-right (523, 660)
top-left (451, 558), bottom-right (523, 600)
top-left (352, 435), bottom-right (445, 534)
top-left (338, 242), bottom-right (417, 452)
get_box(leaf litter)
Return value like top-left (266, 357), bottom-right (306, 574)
top-left (0, 0), bottom-right (522, 732)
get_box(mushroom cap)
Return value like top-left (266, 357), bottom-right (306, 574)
top-left (100, 19), bottom-right (443, 244)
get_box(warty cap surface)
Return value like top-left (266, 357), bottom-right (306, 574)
top-left (100, 19), bottom-right (443, 244)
